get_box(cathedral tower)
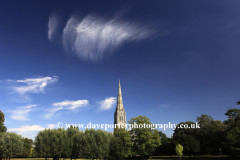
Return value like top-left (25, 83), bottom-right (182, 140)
top-left (114, 80), bottom-right (126, 128)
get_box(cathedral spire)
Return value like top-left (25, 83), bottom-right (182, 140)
top-left (114, 79), bottom-right (126, 128)
top-left (117, 79), bottom-right (123, 109)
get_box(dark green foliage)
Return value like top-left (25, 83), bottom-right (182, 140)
top-left (237, 101), bottom-right (240, 105)
top-left (83, 129), bottom-right (112, 159)
top-left (0, 132), bottom-right (24, 159)
top-left (110, 127), bottom-right (132, 159)
top-left (224, 109), bottom-right (240, 130)
top-left (34, 129), bottom-right (52, 158)
top-left (224, 127), bottom-right (240, 155)
top-left (223, 107), bottom-right (240, 155)
top-left (21, 138), bottom-right (33, 157)
top-left (128, 115), bottom-right (161, 157)
top-left (34, 127), bottom-right (112, 159)
top-left (173, 121), bottom-right (200, 155)
top-left (0, 110), bottom-right (7, 133)
top-left (155, 132), bottom-right (178, 155)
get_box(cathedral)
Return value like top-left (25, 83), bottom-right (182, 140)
top-left (114, 80), bottom-right (126, 128)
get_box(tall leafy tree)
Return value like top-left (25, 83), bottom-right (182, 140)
top-left (224, 106), bottom-right (240, 155)
top-left (196, 114), bottom-right (214, 154)
top-left (95, 130), bottom-right (112, 159)
top-left (110, 127), bottom-right (132, 159)
top-left (83, 129), bottom-right (98, 159)
top-left (155, 132), bottom-right (178, 155)
top-left (0, 111), bottom-right (7, 133)
top-left (0, 132), bottom-right (24, 160)
top-left (128, 116), bottom-right (161, 158)
top-left (208, 120), bottom-right (227, 154)
top-left (21, 138), bottom-right (33, 157)
top-left (173, 121), bottom-right (200, 155)
top-left (224, 108), bottom-right (240, 130)
top-left (67, 127), bottom-right (79, 160)
top-left (50, 128), bottom-right (69, 160)
top-left (224, 126), bottom-right (240, 155)
top-left (34, 129), bottom-right (52, 160)
top-left (82, 129), bottom-right (112, 160)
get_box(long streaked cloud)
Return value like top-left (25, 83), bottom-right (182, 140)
top-left (53, 100), bottom-right (89, 109)
top-left (10, 104), bottom-right (36, 121)
top-left (44, 106), bottom-right (63, 119)
top-left (49, 12), bottom-right (158, 61)
top-left (48, 12), bottom-right (60, 41)
top-left (8, 124), bottom-right (56, 139)
top-left (8, 125), bottom-right (45, 134)
top-left (9, 76), bottom-right (58, 94)
top-left (99, 97), bottom-right (116, 110)
top-left (44, 99), bottom-right (89, 119)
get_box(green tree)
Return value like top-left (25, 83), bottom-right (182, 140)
top-left (0, 111), bottom-right (7, 133)
top-left (0, 132), bottom-right (24, 160)
top-left (224, 108), bottom-right (240, 130)
top-left (175, 144), bottom-right (183, 159)
top-left (155, 132), bottom-right (177, 155)
top-left (50, 128), bottom-right (69, 160)
top-left (21, 138), bottom-right (33, 157)
top-left (82, 129), bottom-right (112, 160)
top-left (110, 127), bottom-right (132, 159)
top-left (67, 127), bottom-right (80, 160)
top-left (95, 130), bottom-right (112, 159)
top-left (83, 129), bottom-right (98, 159)
top-left (196, 114), bottom-right (214, 154)
top-left (34, 129), bottom-right (52, 160)
top-left (224, 106), bottom-right (240, 155)
top-left (224, 127), bottom-right (240, 155)
top-left (128, 116), bottom-right (161, 158)
top-left (173, 121), bottom-right (200, 155)
top-left (208, 120), bottom-right (227, 154)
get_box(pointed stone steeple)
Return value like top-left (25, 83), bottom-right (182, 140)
top-left (117, 79), bottom-right (124, 110)
top-left (114, 79), bottom-right (126, 128)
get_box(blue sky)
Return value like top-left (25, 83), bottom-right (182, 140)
top-left (1, 0), bottom-right (240, 139)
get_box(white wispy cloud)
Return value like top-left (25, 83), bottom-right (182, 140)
top-left (48, 12), bottom-right (60, 41)
top-left (61, 13), bottom-right (157, 61)
top-left (43, 106), bottom-right (63, 119)
top-left (47, 124), bottom-right (56, 129)
top-left (6, 79), bottom-right (14, 83)
top-left (53, 100), bottom-right (89, 109)
top-left (8, 125), bottom-right (45, 134)
top-left (10, 104), bottom-right (36, 121)
top-left (11, 76), bottom-right (58, 94)
top-left (44, 99), bottom-right (89, 119)
top-left (99, 97), bottom-right (116, 110)
top-left (8, 124), bottom-right (56, 139)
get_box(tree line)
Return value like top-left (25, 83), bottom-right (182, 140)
top-left (0, 102), bottom-right (240, 159)
top-left (155, 103), bottom-right (240, 155)
top-left (0, 111), bottom-right (33, 160)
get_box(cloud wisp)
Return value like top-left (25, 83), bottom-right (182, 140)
top-left (48, 12), bottom-right (60, 41)
top-left (48, 12), bottom-right (158, 61)
top-left (10, 104), bottom-right (36, 121)
top-left (10, 76), bottom-right (58, 94)
top-left (99, 97), bottom-right (116, 110)
top-left (44, 99), bottom-right (89, 119)
top-left (8, 124), bottom-right (56, 139)
top-left (8, 125), bottom-right (45, 134)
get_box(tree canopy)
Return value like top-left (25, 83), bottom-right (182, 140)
top-left (0, 110), bottom-right (7, 133)
top-left (128, 115), bottom-right (161, 158)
